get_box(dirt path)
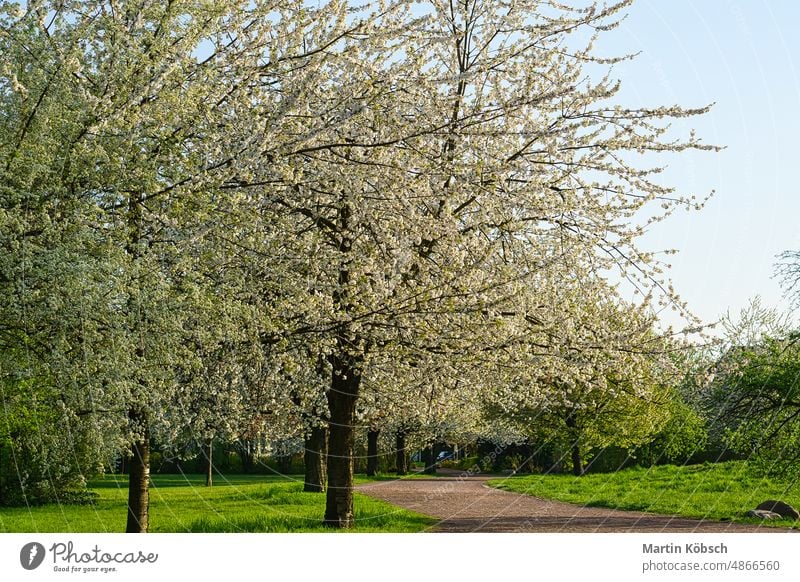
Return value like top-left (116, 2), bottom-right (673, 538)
top-left (357, 470), bottom-right (791, 533)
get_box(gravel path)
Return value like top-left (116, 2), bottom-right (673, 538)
top-left (357, 470), bottom-right (792, 533)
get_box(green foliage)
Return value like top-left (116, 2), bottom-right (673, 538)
top-left (710, 331), bottom-right (800, 476)
top-left (0, 374), bottom-right (106, 506)
top-left (440, 455), bottom-right (481, 472)
top-left (635, 398), bottom-right (709, 466)
top-left (486, 300), bottom-right (682, 476)
top-left (491, 461), bottom-right (799, 527)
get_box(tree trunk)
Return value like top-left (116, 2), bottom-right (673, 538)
top-left (278, 454), bottom-right (292, 475)
top-left (422, 445), bottom-right (436, 475)
top-left (323, 199), bottom-right (362, 528)
top-left (304, 425), bottom-right (328, 492)
top-left (519, 443), bottom-right (534, 473)
top-left (205, 439), bottom-right (213, 487)
top-left (125, 410), bottom-right (150, 533)
top-left (571, 443), bottom-right (583, 476)
top-left (125, 193), bottom-right (151, 532)
top-left (323, 352), bottom-right (361, 528)
top-left (395, 431), bottom-right (408, 475)
top-left (366, 428), bottom-right (379, 477)
top-left (566, 414), bottom-right (583, 476)
top-left (236, 439), bottom-right (254, 473)
top-left (0, 441), bottom-right (4, 505)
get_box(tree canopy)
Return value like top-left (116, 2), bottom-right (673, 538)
top-left (1, 0), bottom-right (719, 529)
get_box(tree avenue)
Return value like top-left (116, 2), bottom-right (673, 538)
top-left (1, 0), bottom-right (717, 530)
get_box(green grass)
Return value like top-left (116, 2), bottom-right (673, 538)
top-left (0, 473), bottom-right (435, 533)
top-left (489, 461), bottom-right (800, 527)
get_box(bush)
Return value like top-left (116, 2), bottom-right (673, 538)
top-left (1, 431), bottom-right (97, 506)
top-left (634, 401), bottom-right (708, 467)
top-left (440, 455), bottom-right (481, 472)
top-left (0, 379), bottom-right (106, 506)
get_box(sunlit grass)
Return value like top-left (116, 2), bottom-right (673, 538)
top-left (490, 461), bottom-right (800, 527)
top-left (0, 473), bottom-right (435, 533)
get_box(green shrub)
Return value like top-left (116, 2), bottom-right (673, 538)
top-left (440, 455), bottom-right (481, 472)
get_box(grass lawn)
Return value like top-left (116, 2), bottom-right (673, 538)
top-left (489, 461), bottom-right (800, 527)
top-left (0, 473), bottom-right (435, 533)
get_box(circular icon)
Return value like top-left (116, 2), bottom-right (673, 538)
top-left (20, 542), bottom-right (46, 570)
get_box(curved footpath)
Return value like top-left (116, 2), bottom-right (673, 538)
top-left (356, 470), bottom-right (794, 533)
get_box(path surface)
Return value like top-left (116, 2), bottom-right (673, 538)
top-left (357, 470), bottom-right (792, 533)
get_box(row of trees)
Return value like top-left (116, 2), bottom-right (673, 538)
top-left (471, 292), bottom-right (800, 479)
top-left (1, 0), bottom-right (719, 530)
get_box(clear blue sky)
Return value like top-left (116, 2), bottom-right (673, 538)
top-left (603, 0), bottom-right (800, 329)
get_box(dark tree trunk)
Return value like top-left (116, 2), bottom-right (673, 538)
top-left (422, 445), bottom-right (436, 475)
top-left (323, 352), bottom-right (361, 528)
top-left (518, 444), bottom-right (534, 473)
top-left (571, 443), bottom-right (583, 476)
top-left (323, 199), bottom-right (363, 528)
top-left (304, 425), bottom-right (328, 492)
top-left (0, 442), bottom-right (4, 504)
top-left (205, 439), bottom-right (213, 487)
top-left (395, 431), bottom-right (408, 475)
top-left (125, 410), bottom-right (150, 533)
top-left (366, 428), bottom-right (380, 477)
top-left (566, 414), bottom-right (583, 476)
top-left (278, 454), bottom-right (293, 475)
top-left (236, 440), bottom-right (254, 473)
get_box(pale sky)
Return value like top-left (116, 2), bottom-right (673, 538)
top-left (605, 0), bottom-right (800, 329)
